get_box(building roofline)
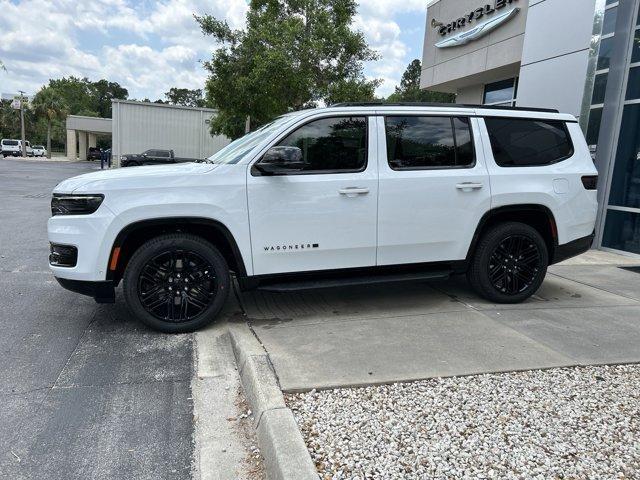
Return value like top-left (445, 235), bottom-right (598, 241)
top-left (67, 114), bottom-right (113, 121)
top-left (111, 99), bottom-right (218, 113)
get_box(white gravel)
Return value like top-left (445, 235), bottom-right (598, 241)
top-left (287, 365), bottom-right (640, 479)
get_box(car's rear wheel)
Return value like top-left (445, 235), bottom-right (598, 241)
top-left (467, 222), bottom-right (548, 304)
top-left (123, 233), bottom-right (230, 333)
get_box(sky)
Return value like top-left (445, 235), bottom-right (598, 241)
top-left (0, 0), bottom-right (428, 102)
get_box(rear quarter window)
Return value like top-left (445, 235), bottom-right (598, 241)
top-left (484, 118), bottom-right (574, 167)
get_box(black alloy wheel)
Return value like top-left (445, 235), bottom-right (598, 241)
top-left (123, 233), bottom-right (230, 333)
top-left (488, 235), bottom-right (541, 295)
top-left (138, 249), bottom-right (217, 322)
top-left (467, 222), bottom-right (548, 304)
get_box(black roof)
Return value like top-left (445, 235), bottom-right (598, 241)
top-left (331, 102), bottom-right (559, 114)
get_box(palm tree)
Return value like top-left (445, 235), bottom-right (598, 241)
top-left (32, 87), bottom-right (67, 159)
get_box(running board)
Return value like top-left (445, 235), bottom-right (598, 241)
top-left (256, 270), bottom-right (451, 292)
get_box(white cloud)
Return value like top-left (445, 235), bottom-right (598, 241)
top-left (0, 0), bottom-right (426, 102)
top-left (356, 1), bottom-right (426, 97)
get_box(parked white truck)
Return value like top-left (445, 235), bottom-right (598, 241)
top-left (48, 103), bottom-right (598, 332)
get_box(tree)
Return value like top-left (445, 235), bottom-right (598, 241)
top-left (92, 80), bottom-right (128, 118)
top-left (32, 86), bottom-right (68, 158)
top-left (48, 77), bottom-right (97, 116)
top-left (47, 77), bottom-right (128, 118)
top-left (0, 60), bottom-right (6, 72)
top-left (165, 87), bottom-right (205, 107)
top-left (197, 0), bottom-right (380, 139)
top-left (386, 59), bottom-right (455, 104)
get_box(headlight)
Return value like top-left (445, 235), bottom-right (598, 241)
top-left (51, 194), bottom-right (104, 216)
top-left (121, 156), bottom-right (127, 161)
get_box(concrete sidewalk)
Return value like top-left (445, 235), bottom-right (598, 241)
top-left (239, 252), bottom-right (640, 392)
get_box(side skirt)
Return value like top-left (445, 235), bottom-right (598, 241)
top-left (237, 261), bottom-right (467, 292)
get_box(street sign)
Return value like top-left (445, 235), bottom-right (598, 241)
top-left (11, 98), bottom-right (20, 109)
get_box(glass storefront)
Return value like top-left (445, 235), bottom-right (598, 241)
top-left (600, 0), bottom-right (640, 255)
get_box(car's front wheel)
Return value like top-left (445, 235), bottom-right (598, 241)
top-left (467, 222), bottom-right (548, 304)
top-left (123, 233), bottom-right (230, 333)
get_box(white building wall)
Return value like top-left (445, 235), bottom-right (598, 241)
top-left (517, 0), bottom-right (596, 117)
top-left (112, 100), bottom-right (230, 165)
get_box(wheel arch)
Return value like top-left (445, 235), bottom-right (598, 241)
top-left (466, 204), bottom-right (558, 263)
top-left (106, 217), bottom-right (247, 284)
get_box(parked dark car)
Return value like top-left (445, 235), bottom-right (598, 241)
top-left (88, 147), bottom-right (102, 161)
top-left (120, 149), bottom-right (193, 167)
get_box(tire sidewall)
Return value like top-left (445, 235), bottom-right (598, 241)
top-left (471, 223), bottom-right (549, 304)
top-left (123, 234), bottom-right (230, 333)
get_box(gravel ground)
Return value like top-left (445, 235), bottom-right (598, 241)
top-left (287, 365), bottom-right (640, 479)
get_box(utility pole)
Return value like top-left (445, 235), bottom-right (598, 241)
top-left (18, 90), bottom-right (26, 157)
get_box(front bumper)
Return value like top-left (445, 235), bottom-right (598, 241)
top-left (48, 204), bottom-right (116, 281)
top-left (55, 277), bottom-right (115, 303)
top-left (551, 232), bottom-right (595, 265)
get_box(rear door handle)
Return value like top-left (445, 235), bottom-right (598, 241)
top-left (339, 187), bottom-right (370, 197)
top-left (456, 182), bottom-right (484, 192)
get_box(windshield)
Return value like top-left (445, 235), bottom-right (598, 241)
top-left (206, 115), bottom-right (296, 165)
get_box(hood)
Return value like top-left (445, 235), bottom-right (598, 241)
top-left (53, 162), bottom-right (219, 194)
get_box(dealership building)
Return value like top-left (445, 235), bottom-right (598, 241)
top-left (422, 0), bottom-right (640, 256)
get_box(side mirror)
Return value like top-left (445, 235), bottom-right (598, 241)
top-left (254, 146), bottom-right (304, 175)
top-left (142, 153), bottom-right (148, 157)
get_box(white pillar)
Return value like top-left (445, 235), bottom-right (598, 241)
top-left (88, 133), bottom-right (97, 149)
top-left (66, 129), bottom-right (77, 160)
top-left (78, 131), bottom-right (88, 161)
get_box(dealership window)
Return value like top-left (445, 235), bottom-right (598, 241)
top-left (591, 73), bottom-right (609, 104)
top-left (484, 118), bottom-right (573, 167)
top-left (276, 116), bottom-right (367, 173)
top-left (626, 66), bottom-right (640, 100)
top-left (586, 107), bottom-right (603, 146)
top-left (602, 6), bottom-right (618, 36)
top-left (385, 116), bottom-right (474, 169)
top-left (632, 29), bottom-right (640, 63)
top-left (602, 210), bottom-right (640, 255)
top-left (483, 78), bottom-right (518, 106)
top-left (597, 36), bottom-right (615, 70)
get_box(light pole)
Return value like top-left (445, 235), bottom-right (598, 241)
top-left (18, 90), bottom-right (26, 157)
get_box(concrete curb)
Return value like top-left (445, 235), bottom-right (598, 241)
top-left (228, 322), bottom-right (317, 480)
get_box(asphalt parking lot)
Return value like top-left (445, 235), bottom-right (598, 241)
top-left (0, 159), bottom-right (194, 479)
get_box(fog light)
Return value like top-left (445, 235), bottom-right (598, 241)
top-left (49, 243), bottom-right (78, 267)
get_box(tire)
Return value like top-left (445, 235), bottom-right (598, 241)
top-left (123, 233), bottom-right (230, 333)
top-left (467, 222), bottom-right (548, 304)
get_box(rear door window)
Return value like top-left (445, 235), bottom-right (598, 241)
top-left (484, 118), bottom-right (574, 167)
top-left (384, 116), bottom-right (475, 169)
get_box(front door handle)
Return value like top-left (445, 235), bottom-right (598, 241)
top-left (456, 182), bottom-right (484, 192)
top-left (339, 187), bottom-right (370, 197)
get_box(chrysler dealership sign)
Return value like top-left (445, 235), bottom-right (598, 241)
top-left (435, 0), bottom-right (520, 49)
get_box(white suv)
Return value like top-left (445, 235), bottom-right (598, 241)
top-left (48, 104), bottom-right (598, 332)
top-left (1, 139), bottom-right (21, 157)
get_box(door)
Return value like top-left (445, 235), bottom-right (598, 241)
top-left (247, 115), bottom-right (378, 275)
top-left (376, 115), bottom-right (491, 265)
top-left (144, 150), bottom-right (162, 164)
